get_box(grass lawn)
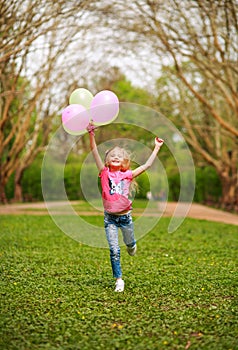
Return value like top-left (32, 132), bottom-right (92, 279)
top-left (0, 213), bottom-right (237, 350)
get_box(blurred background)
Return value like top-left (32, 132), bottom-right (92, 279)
top-left (1, 0), bottom-right (237, 212)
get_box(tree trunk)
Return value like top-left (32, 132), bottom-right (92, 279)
top-left (219, 170), bottom-right (238, 213)
top-left (13, 168), bottom-right (24, 202)
top-left (14, 182), bottom-right (23, 203)
top-left (0, 183), bottom-right (8, 204)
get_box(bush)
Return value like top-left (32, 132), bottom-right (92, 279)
top-left (22, 157), bottom-right (43, 201)
top-left (168, 172), bottom-right (180, 201)
top-left (5, 155), bottom-right (222, 205)
top-left (167, 166), bottom-right (222, 203)
top-left (64, 162), bottom-right (82, 200)
top-left (5, 173), bottom-right (14, 200)
top-left (194, 167), bottom-right (222, 205)
top-left (135, 172), bottom-right (150, 199)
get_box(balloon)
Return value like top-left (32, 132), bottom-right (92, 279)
top-left (90, 90), bottom-right (119, 125)
top-left (69, 88), bottom-right (93, 109)
top-left (62, 104), bottom-right (90, 135)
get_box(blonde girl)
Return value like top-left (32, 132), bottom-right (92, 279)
top-left (87, 123), bottom-right (164, 292)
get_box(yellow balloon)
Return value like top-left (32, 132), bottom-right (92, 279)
top-left (69, 88), bottom-right (93, 109)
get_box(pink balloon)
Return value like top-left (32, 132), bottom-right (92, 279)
top-left (62, 104), bottom-right (90, 135)
top-left (90, 90), bottom-right (119, 125)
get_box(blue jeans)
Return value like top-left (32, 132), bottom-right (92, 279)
top-left (104, 211), bottom-right (136, 279)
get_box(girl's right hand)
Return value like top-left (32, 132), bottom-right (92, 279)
top-left (87, 122), bottom-right (96, 135)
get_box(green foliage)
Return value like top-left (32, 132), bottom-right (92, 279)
top-left (112, 79), bottom-right (156, 106)
top-left (0, 215), bottom-right (237, 350)
top-left (168, 172), bottom-right (180, 201)
top-left (167, 167), bottom-right (222, 204)
top-left (135, 172), bottom-right (150, 199)
top-left (194, 167), bottom-right (222, 205)
top-left (5, 154), bottom-right (222, 205)
top-left (64, 162), bottom-right (82, 200)
top-left (22, 156), bottom-right (43, 201)
top-left (5, 173), bottom-right (14, 199)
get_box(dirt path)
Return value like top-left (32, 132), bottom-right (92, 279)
top-left (0, 201), bottom-right (237, 226)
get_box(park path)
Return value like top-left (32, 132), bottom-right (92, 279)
top-left (0, 201), bottom-right (237, 226)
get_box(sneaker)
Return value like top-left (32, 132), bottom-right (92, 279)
top-left (127, 244), bottom-right (137, 256)
top-left (115, 279), bottom-right (124, 292)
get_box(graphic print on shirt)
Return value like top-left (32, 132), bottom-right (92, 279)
top-left (109, 178), bottom-right (125, 195)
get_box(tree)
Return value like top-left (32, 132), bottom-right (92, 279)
top-left (86, 0), bottom-right (238, 211)
top-left (2, 0), bottom-right (238, 211)
top-left (0, 0), bottom-right (95, 202)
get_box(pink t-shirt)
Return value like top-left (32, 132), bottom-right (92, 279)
top-left (99, 167), bottom-right (133, 213)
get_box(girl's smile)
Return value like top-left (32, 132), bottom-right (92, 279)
top-left (107, 149), bottom-right (124, 170)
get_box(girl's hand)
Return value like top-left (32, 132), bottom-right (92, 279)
top-left (87, 122), bottom-right (96, 135)
top-left (155, 137), bottom-right (164, 148)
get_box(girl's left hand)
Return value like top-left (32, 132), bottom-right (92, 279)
top-left (155, 137), bottom-right (164, 147)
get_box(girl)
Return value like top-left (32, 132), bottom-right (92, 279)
top-left (87, 123), bottom-right (164, 292)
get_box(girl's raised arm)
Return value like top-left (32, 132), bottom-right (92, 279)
top-left (87, 123), bottom-right (104, 172)
top-left (132, 137), bottom-right (164, 178)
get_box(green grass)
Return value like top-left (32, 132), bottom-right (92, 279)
top-left (71, 199), bottom-right (159, 211)
top-left (15, 199), bottom-right (158, 214)
top-left (0, 214), bottom-right (237, 350)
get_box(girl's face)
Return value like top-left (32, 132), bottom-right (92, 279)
top-left (106, 148), bottom-right (125, 170)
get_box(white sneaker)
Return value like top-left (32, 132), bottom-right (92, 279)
top-left (127, 244), bottom-right (137, 256)
top-left (115, 279), bottom-right (124, 292)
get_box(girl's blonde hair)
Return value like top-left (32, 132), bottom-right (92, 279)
top-left (104, 146), bottom-right (131, 171)
top-left (104, 146), bottom-right (138, 195)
